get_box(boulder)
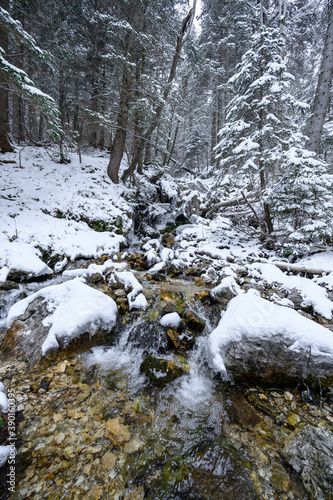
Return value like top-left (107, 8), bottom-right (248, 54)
top-left (282, 426), bottom-right (333, 500)
top-left (208, 291), bottom-right (333, 388)
top-left (2, 279), bottom-right (117, 367)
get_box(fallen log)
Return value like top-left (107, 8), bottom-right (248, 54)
top-left (259, 260), bottom-right (329, 276)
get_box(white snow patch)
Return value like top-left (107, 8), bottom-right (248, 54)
top-left (160, 312), bottom-right (182, 329)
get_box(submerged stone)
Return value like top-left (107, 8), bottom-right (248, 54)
top-left (140, 354), bottom-right (187, 386)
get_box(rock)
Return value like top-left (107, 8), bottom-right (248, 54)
top-left (210, 277), bottom-right (240, 304)
top-left (128, 321), bottom-right (168, 354)
top-left (286, 413), bottom-right (301, 428)
top-left (101, 451), bottom-right (117, 470)
top-left (166, 329), bottom-right (196, 351)
top-left (184, 310), bottom-right (205, 333)
top-left (225, 391), bottom-right (261, 430)
top-left (105, 418), bottom-right (130, 445)
top-left (282, 426), bottom-right (333, 500)
top-left (208, 293), bottom-right (333, 388)
top-left (140, 354), bottom-right (188, 386)
top-left (162, 233), bottom-right (175, 246)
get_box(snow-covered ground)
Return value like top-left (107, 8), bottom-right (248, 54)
top-left (0, 148), bottom-right (132, 278)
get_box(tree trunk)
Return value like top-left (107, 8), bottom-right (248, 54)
top-left (122, 7), bottom-right (194, 183)
top-left (107, 28), bottom-right (134, 183)
top-left (306, 0), bottom-right (333, 154)
top-left (0, 0), bottom-right (13, 153)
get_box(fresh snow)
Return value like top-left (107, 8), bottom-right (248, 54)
top-left (6, 278), bottom-right (118, 355)
top-left (248, 262), bottom-right (333, 319)
top-left (0, 446), bottom-right (11, 468)
top-left (0, 238), bottom-right (52, 281)
top-left (0, 148), bottom-right (130, 267)
top-left (160, 312), bottom-right (182, 329)
top-left (208, 291), bottom-right (333, 378)
top-left (111, 271), bottom-right (147, 310)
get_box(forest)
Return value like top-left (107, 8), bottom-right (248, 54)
top-left (1, 1), bottom-right (333, 499)
top-left (1, 0), bottom-right (333, 252)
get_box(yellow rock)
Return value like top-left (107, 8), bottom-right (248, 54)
top-left (105, 418), bottom-right (130, 445)
top-left (101, 451), bottom-right (117, 470)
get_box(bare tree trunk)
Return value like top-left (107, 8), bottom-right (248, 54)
top-left (121, 7), bottom-right (195, 183)
top-left (306, 0), bottom-right (333, 154)
top-left (107, 32), bottom-right (134, 183)
top-left (0, 0), bottom-right (13, 153)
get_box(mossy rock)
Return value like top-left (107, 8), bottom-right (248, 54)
top-left (184, 310), bottom-right (205, 333)
top-left (140, 354), bottom-right (187, 386)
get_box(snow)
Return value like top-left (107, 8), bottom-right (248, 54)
top-left (0, 382), bottom-right (8, 415)
top-left (0, 238), bottom-right (53, 281)
top-left (208, 291), bottom-right (333, 377)
top-left (6, 278), bottom-right (118, 355)
top-left (148, 261), bottom-right (166, 273)
top-left (211, 276), bottom-right (242, 300)
top-left (0, 446), bottom-right (11, 467)
top-left (111, 270), bottom-right (147, 310)
top-left (248, 262), bottom-right (333, 319)
top-left (63, 260), bottom-right (127, 278)
top-left (0, 148), bottom-right (131, 267)
top-left (160, 312), bottom-right (182, 329)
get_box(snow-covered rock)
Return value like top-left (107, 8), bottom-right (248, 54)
top-left (0, 239), bottom-right (53, 282)
top-left (248, 262), bottom-right (333, 319)
top-left (5, 278), bottom-right (117, 364)
top-left (210, 276), bottom-right (241, 303)
top-left (208, 290), bottom-right (333, 386)
top-left (160, 312), bottom-right (182, 329)
top-left (110, 271), bottom-right (147, 311)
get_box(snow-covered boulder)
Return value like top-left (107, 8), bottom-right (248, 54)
top-left (210, 276), bottom-right (241, 303)
top-left (0, 240), bottom-right (52, 282)
top-left (208, 290), bottom-right (333, 387)
top-left (3, 278), bottom-right (117, 366)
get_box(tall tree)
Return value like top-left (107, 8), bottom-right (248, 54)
top-left (306, 0), bottom-right (333, 154)
top-left (0, 0), bottom-right (13, 152)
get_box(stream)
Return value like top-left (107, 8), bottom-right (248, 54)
top-left (0, 249), bottom-right (332, 499)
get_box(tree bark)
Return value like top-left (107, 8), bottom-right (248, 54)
top-left (107, 38), bottom-right (134, 183)
top-left (121, 7), bottom-right (194, 183)
top-left (0, 0), bottom-right (13, 153)
top-left (306, 0), bottom-right (333, 154)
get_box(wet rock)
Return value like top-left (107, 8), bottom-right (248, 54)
top-left (128, 321), bottom-right (168, 354)
top-left (0, 281), bottom-right (19, 291)
top-left (226, 391), bottom-right (261, 430)
top-left (194, 290), bottom-right (211, 303)
top-left (105, 418), bottom-right (130, 446)
top-left (184, 310), bottom-right (205, 333)
top-left (166, 329), bottom-right (196, 351)
top-left (282, 426), bottom-right (333, 500)
top-left (162, 233), bottom-right (175, 246)
top-left (140, 354), bottom-right (188, 386)
top-left (166, 265), bottom-right (182, 278)
top-left (152, 440), bottom-right (258, 500)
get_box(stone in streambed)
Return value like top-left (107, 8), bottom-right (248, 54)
top-left (140, 354), bottom-right (189, 386)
